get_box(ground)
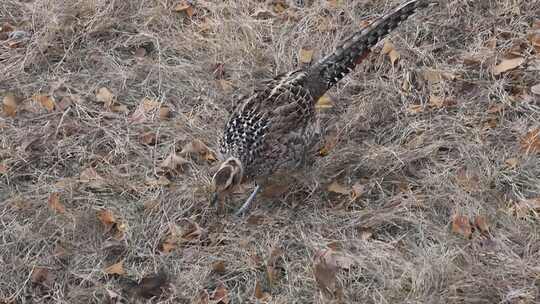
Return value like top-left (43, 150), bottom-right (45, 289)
top-left (1, 0), bottom-right (539, 303)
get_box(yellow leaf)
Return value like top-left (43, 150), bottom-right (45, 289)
top-left (315, 94), bottom-right (333, 109)
top-left (327, 181), bottom-right (349, 195)
top-left (299, 48), bottom-right (314, 64)
top-left (96, 87), bottom-right (114, 108)
top-left (2, 94), bottom-right (18, 117)
top-left (104, 260), bottom-right (125, 275)
top-left (32, 94), bottom-right (55, 112)
top-left (48, 192), bottom-right (66, 214)
top-left (493, 57), bottom-right (525, 75)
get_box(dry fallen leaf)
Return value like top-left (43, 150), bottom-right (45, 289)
top-left (133, 270), bottom-right (169, 299)
top-left (160, 151), bottom-right (189, 173)
top-left (2, 94), bottom-right (18, 117)
top-left (319, 133), bottom-right (338, 156)
top-left (96, 87), bottom-right (115, 108)
top-left (407, 104), bottom-right (424, 114)
top-left (299, 48), bottom-right (314, 64)
top-left (180, 139), bottom-right (216, 162)
top-left (159, 106), bottom-right (171, 120)
top-left (218, 79), bottom-right (233, 93)
top-left (350, 183), bottom-right (365, 200)
top-left (161, 233), bottom-right (177, 254)
top-left (210, 283), bottom-right (229, 304)
top-left (512, 198), bottom-right (540, 218)
top-left (140, 131), bottom-right (158, 145)
top-left (455, 167), bottom-right (480, 192)
top-left (272, 1), bottom-right (288, 13)
top-left (97, 209), bottom-right (117, 232)
top-left (192, 290), bottom-right (210, 304)
top-left (358, 227), bottom-right (373, 240)
top-left (104, 260), bottom-right (125, 275)
top-left (174, 1), bottom-right (194, 17)
top-left (429, 95), bottom-right (445, 108)
top-left (79, 167), bottom-right (106, 188)
top-left (327, 181), bottom-right (350, 195)
top-left (505, 157), bottom-right (519, 169)
top-left (266, 246), bottom-right (284, 286)
top-left (180, 220), bottom-right (204, 243)
top-left (451, 215), bottom-right (472, 239)
top-left (520, 128), bottom-right (540, 154)
top-left (146, 175), bottom-right (171, 187)
top-left (254, 280), bottom-right (271, 301)
top-left (48, 192), bottom-right (66, 214)
top-left (315, 94), bottom-right (333, 109)
top-left (129, 98), bottom-right (161, 124)
top-left (493, 57), bottom-right (525, 75)
top-left (32, 94), bottom-right (55, 112)
top-left (313, 248), bottom-right (338, 295)
top-left (212, 260), bottom-right (226, 274)
top-left (0, 162), bottom-right (7, 174)
top-left (422, 69), bottom-right (456, 84)
top-left (382, 40), bottom-right (400, 65)
top-left (531, 84), bottom-right (540, 95)
top-left (111, 104), bottom-right (129, 113)
top-left (474, 215), bottom-right (490, 235)
top-left (31, 267), bottom-right (54, 287)
top-left (134, 47), bottom-right (146, 58)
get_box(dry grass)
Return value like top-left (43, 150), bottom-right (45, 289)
top-left (1, 0), bottom-right (540, 303)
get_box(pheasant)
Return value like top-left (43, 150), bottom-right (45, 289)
top-left (212, 0), bottom-right (431, 215)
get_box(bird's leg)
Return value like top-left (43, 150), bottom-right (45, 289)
top-left (234, 184), bottom-right (261, 217)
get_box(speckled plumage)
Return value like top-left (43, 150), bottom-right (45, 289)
top-left (213, 0), bottom-right (431, 214)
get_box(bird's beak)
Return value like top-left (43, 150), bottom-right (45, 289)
top-left (210, 192), bottom-right (219, 207)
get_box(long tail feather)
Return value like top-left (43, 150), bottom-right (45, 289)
top-left (305, 0), bottom-right (431, 100)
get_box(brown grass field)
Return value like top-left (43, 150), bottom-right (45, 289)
top-left (1, 0), bottom-right (540, 303)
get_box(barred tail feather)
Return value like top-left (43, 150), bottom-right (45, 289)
top-left (305, 0), bottom-right (430, 100)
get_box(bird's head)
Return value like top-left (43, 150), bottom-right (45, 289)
top-left (211, 157), bottom-right (244, 205)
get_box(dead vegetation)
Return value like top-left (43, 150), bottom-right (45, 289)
top-left (1, 0), bottom-right (539, 303)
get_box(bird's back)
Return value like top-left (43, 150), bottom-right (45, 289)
top-left (219, 0), bottom-right (431, 180)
